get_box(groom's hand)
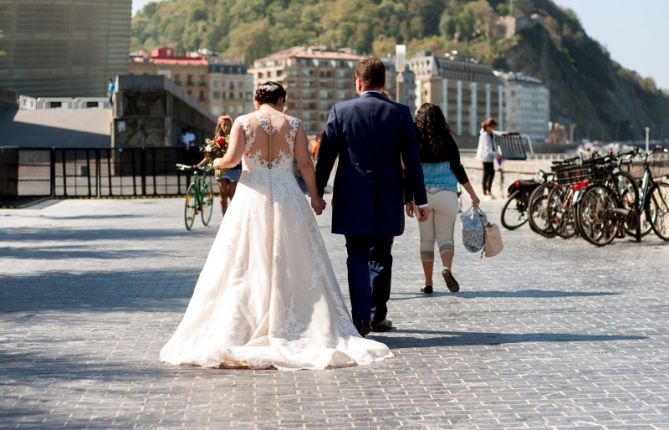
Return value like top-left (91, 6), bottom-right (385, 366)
top-left (405, 202), bottom-right (415, 218)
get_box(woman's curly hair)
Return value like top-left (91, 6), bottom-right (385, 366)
top-left (414, 103), bottom-right (457, 158)
top-left (254, 81), bottom-right (287, 105)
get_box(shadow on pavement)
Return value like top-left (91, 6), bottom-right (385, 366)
top-left (391, 289), bottom-right (620, 300)
top-left (383, 328), bottom-right (646, 348)
top-left (39, 214), bottom-right (150, 220)
top-left (0, 227), bottom-right (202, 243)
top-left (0, 269), bottom-right (198, 314)
top-left (0, 245), bottom-right (165, 260)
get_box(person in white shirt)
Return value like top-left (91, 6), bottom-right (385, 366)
top-left (476, 117), bottom-right (504, 199)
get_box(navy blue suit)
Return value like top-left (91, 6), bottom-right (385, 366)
top-left (315, 92), bottom-right (427, 326)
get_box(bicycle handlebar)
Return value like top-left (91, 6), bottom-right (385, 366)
top-left (176, 163), bottom-right (210, 172)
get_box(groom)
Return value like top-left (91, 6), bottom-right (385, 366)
top-left (316, 57), bottom-right (428, 336)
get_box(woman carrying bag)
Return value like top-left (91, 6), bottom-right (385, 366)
top-left (406, 103), bottom-right (480, 294)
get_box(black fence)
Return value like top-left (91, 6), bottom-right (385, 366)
top-left (1, 146), bottom-right (204, 198)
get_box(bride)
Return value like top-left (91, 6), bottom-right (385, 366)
top-left (160, 81), bottom-right (392, 370)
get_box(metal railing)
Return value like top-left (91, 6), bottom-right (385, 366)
top-left (1, 146), bottom-right (203, 198)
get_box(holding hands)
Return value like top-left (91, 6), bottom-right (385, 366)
top-left (311, 195), bottom-right (326, 215)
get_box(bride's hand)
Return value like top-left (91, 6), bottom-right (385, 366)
top-left (311, 195), bottom-right (326, 215)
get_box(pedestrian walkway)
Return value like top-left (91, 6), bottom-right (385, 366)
top-left (1, 198), bottom-right (668, 429)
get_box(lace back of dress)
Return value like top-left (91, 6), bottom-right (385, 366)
top-left (243, 113), bottom-right (299, 170)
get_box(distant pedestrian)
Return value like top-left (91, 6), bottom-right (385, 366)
top-left (407, 103), bottom-right (480, 294)
top-left (107, 78), bottom-right (115, 104)
top-left (180, 127), bottom-right (196, 150)
top-left (476, 117), bottom-right (505, 199)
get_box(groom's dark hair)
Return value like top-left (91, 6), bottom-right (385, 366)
top-left (355, 58), bottom-right (385, 90)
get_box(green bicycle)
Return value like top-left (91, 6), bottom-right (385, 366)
top-left (176, 163), bottom-right (214, 230)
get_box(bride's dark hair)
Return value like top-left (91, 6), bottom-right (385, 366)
top-left (255, 81), bottom-right (287, 105)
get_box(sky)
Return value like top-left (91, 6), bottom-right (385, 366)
top-left (131, 0), bottom-right (668, 90)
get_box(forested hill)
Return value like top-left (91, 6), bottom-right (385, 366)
top-left (132, 0), bottom-right (669, 141)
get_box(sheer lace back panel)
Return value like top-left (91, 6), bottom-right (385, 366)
top-left (241, 112), bottom-right (300, 172)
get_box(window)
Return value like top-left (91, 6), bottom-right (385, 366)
top-left (213, 91), bottom-right (221, 99)
top-left (187, 74), bottom-right (193, 85)
top-left (229, 81), bottom-right (235, 90)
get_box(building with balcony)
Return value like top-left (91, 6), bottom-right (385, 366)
top-left (410, 51), bottom-right (504, 146)
top-left (208, 58), bottom-right (254, 116)
top-left (498, 72), bottom-right (550, 144)
top-left (249, 47), bottom-right (363, 134)
top-left (0, 0), bottom-right (131, 97)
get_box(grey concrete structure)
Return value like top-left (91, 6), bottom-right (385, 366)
top-left (0, 0), bottom-right (132, 97)
top-left (112, 75), bottom-right (217, 149)
top-left (1, 197), bottom-right (668, 428)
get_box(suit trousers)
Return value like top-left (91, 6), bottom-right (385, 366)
top-left (344, 235), bottom-right (394, 325)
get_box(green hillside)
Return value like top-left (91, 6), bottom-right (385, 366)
top-left (131, 0), bottom-right (669, 141)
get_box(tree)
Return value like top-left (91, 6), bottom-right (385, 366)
top-left (226, 18), bottom-right (273, 64)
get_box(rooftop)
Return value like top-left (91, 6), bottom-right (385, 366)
top-left (254, 46), bottom-right (363, 63)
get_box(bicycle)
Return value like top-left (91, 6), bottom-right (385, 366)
top-left (176, 163), bottom-right (215, 230)
top-left (501, 170), bottom-right (551, 230)
top-left (575, 148), bottom-right (665, 246)
top-left (631, 146), bottom-right (669, 240)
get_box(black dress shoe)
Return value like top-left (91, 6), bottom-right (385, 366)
top-left (354, 321), bottom-right (371, 337)
top-left (442, 269), bottom-right (460, 293)
top-left (421, 284), bottom-right (433, 294)
top-left (371, 319), bottom-right (393, 332)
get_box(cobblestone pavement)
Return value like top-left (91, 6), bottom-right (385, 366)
top-left (1, 197), bottom-right (668, 429)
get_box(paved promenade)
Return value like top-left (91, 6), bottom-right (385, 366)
top-left (1, 197), bottom-right (668, 429)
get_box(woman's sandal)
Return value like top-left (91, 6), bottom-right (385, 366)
top-left (420, 284), bottom-right (433, 294)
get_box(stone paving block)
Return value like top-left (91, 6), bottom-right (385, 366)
top-left (1, 198), bottom-right (668, 429)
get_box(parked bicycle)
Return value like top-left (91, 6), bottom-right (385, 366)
top-left (176, 163), bottom-right (215, 230)
top-left (629, 147), bottom-right (668, 240)
top-left (501, 170), bottom-right (552, 230)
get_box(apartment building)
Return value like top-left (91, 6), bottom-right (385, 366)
top-left (499, 72), bottom-right (550, 143)
top-left (410, 51), bottom-right (504, 140)
top-left (208, 58), bottom-right (254, 116)
top-left (249, 47), bottom-right (363, 134)
top-left (129, 47), bottom-right (209, 105)
top-left (0, 0), bottom-right (131, 97)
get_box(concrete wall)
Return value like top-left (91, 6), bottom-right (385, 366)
top-left (0, 0), bottom-right (131, 97)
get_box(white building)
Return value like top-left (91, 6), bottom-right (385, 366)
top-left (499, 72), bottom-right (550, 144)
top-left (410, 51), bottom-right (504, 146)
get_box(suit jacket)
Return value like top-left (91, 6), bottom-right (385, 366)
top-left (315, 92), bottom-right (427, 237)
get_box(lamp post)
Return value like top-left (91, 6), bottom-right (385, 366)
top-left (569, 123), bottom-right (576, 145)
top-left (645, 126), bottom-right (650, 152)
top-left (395, 44), bottom-right (406, 104)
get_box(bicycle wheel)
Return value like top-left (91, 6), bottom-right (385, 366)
top-left (200, 180), bottom-right (214, 226)
top-left (184, 182), bottom-right (197, 231)
top-left (547, 185), bottom-right (577, 239)
top-left (576, 185), bottom-right (619, 246)
top-left (614, 172), bottom-right (649, 237)
top-left (650, 182), bottom-right (669, 240)
top-left (528, 183), bottom-right (557, 238)
top-left (501, 191), bottom-right (528, 230)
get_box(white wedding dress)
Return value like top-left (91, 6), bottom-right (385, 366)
top-left (160, 111), bottom-right (392, 370)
